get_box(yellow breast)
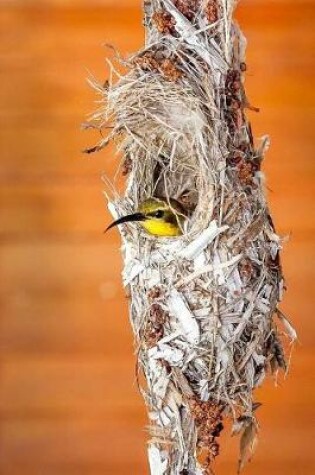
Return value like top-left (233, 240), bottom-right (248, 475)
top-left (141, 220), bottom-right (182, 237)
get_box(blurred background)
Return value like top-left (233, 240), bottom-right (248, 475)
top-left (0, 1), bottom-right (314, 474)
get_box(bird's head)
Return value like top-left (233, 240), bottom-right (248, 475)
top-left (105, 198), bottom-right (186, 237)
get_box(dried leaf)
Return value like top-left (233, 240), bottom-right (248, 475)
top-left (238, 420), bottom-right (258, 473)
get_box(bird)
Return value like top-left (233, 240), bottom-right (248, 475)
top-left (105, 197), bottom-right (186, 237)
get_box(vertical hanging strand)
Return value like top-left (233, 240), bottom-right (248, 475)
top-left (86, 1), bottom-right (296, 473)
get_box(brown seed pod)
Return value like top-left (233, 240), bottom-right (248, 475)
top-left (133, 52), bottom-right (182, 82)
top-left (122, 155), bottom-right (132, 176)
top-left (189, 396), bottom-right (224, 469)
top-left (152, 10), bottom-right (176, 35)
top-left (237, 160), bottom-right (254, 185)
top-left (133, 52), bottom-right (159, 72)
top-left (160, 58), bottom-right (183, 82)
top-left (147, 286), bottom-right (163, 300)
top-left (205, 0), bottom-right (219, 24)
top-left (174, 0), bottom-right (201, 21)
top-left (150, 303), bottom-right (168, 325)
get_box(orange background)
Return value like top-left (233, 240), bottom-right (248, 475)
top-left (0, 1), bottom-right (314, 474)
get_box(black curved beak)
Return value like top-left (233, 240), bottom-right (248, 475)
top-left (105, 212), bottom-right (146, 233)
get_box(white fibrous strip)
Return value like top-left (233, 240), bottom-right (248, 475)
top-left (122, 259), bottom-right (145, 286)
top-left (168, 289), bottom-right (200, 345)
top-left (148, 445), bottom-right (168, 475)
top-left (277, 310), bottom-right (298, 342)
top-left (177, 221), bottom-right (229, 260)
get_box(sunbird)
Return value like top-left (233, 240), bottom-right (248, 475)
top-left (105, 197), bottom-right (186, 237)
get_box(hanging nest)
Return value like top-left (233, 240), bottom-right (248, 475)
top-left (85, 0), bottom-right (296, 473)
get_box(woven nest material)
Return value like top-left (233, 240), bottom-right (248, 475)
top-left (86, 1), bottom-right (296, 473)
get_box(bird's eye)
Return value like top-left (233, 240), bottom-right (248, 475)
top-left (154, 210), bottom-right (164, 218)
